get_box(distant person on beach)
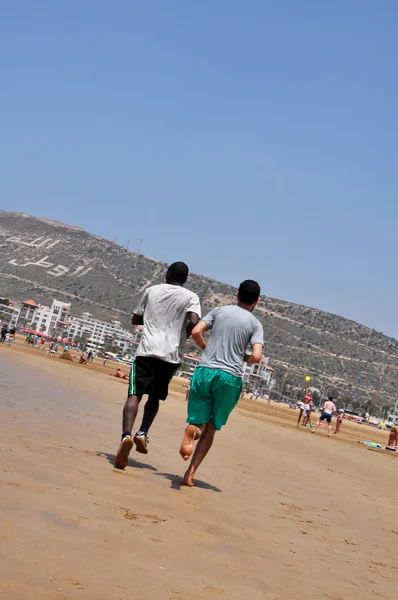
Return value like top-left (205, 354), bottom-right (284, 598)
top-left (305, 395), bottom-right (314, 427)
top-left (111, 368), bottom-right (127, 380)
top-left (1, 324), bottom-right (8, 343)
top-left (8, 328), bottom-right (15, 345)
top-left (301, 393), bottom-right (313, 427)
top-left (334, 409), bottom-right (345, 434)
top-left (387, 424), bottom-right (398, 449)
top-left (297, 393), bottom-right (311, 428)
top-left (179, 280), bottom-right (263, 487)
top-left (296, 401), bottom-right (304, 427)
top-left (314, 396), bottom-right (336, 437)
top-left (114, 262), bottom-right (201, 469)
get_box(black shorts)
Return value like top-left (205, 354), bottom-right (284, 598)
top-left (128, 356), bottom-right (180, 400)
top-left (320, 412), bottom-right (332, 423)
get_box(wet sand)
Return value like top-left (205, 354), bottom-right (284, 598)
top-left (1, 341), bottom-right (397, 599)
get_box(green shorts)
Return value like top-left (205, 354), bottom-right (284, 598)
top-left (187, 367), bottom-right (242, 431)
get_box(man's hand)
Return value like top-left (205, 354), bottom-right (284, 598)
top-left (192, 320), bottom-right (208, 351)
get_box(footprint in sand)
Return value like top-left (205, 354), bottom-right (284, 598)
top-left (203, 586), bottom-right (226, 595)
top-left (70, 515), bottom-right (90, 525)
top-left (280, 502), bottom-right (305, 511)
top-left (123, 509), bottom-right (167, 524)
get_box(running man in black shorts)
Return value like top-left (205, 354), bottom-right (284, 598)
top-left (114, 262), bottom-right (201, 468)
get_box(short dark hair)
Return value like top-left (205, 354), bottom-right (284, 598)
top-left (328, 395), bottom-right (333, 401)
top-left (238, 280), bottom-right (261, 305)
top-left (166, 261), bottom-right (189, 285)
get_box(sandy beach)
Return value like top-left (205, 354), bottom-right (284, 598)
top-left (1, 340), bottom-right (397, 600)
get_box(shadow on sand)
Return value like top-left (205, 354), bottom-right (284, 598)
top-left (99, 452), bottom-right (158, 472)
top-left (154, 472), bottom-right (222, 493)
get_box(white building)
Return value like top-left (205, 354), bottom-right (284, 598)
top-left (0, 303), bottom-right (20, 327)
top-left (68, 311), bottom-right (133, 354)
top-left (31, 299), bottom-right (71, 335)
top-left (18, 299), bottom-right (39, 326)
top-left (243, 357), bottom-right (276, 390)
top-left (175, 353), bottom-right (201, 378)
top-left (130, 326), bottom-right (144, 357)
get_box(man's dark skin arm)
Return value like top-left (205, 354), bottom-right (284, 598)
top-left (132, 314), bottom-right (144, 326)
top-left (186, 312), bottom-right (200, 338)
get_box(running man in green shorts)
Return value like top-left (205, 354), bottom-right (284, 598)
top-left (179, 280), bottom-right (264, 486)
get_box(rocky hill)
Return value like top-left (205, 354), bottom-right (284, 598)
top-left (1, 210), bottom-right (397, 406)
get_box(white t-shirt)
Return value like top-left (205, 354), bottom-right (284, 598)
top-left (134, 284), bottom-right (201, 364)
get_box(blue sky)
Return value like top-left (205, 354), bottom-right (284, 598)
top-left (1, 1), bottom-right (398, 336)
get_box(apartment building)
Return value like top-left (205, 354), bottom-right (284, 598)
top-left (68, 311), bottom-right (133, 354)
top-left (243, 357), bottom-right (276, 390)
top-left (31, 299), bottom-right (71, 335)
top-left (0, 301), bottom-right (20, 327)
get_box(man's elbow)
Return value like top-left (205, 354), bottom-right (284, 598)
top-left (191, 321), bottom-right (203, 337)
top-left (192, 330), bottom-right (200, 343)
top-left (252, 355), bottom-right (262, 364)
top-left (251, 345), bottom-right (263, 364)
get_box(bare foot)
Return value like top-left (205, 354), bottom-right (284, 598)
top-left (179, 425), bottom-right (199, 461)
top-left (183, 467), bottom-right (196, 487)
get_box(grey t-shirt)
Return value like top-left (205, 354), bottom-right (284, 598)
top-left (199, 305), bottom-right (264, 378)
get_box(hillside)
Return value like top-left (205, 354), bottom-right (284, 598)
top-left (1, 210), bottom-right (397, 405)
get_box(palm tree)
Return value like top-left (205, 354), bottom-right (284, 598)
top-left (362, 399), bottom-right (376, 420)
top-left (340, 394), bottom-right (352, 410)
top-left (381, 404), bottom-right (393, 420)
top-left (18, 317), bottom-right (27, 330)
